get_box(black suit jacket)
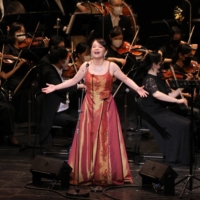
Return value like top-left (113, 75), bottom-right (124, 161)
top-left (94, 14), bottom-right (133, 43)
top-left (37, 63), bottom-right (77, 144)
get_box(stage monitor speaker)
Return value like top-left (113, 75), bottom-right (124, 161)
top-left (139, 160), bottom-right (178, 195)
top-left (30, 155), bottom-right (72, 188)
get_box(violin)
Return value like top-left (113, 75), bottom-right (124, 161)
top-left (0, 54), bottom-right (20, 64)
top-left (62, 63), bottom-right (81, 79)
top-left (117, 41), bottom-right (147, 56)
top-left (183, 60), bottom-right (200, 75)
top-left (18, 37), bottom-right (44, 49)
top-left (162, 69), bottom-right (185, 80)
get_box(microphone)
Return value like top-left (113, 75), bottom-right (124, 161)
top-left (86, 62), bottom-right (89, 68)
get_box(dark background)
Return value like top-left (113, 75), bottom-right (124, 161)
top-left (2, 0), bottom-right (200, 50)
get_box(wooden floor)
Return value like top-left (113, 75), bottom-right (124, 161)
top-left (1, 124), bottom-right (200, 200)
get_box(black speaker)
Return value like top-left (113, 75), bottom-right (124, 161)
top-left (30, 155), bottom-right (72, 188)
top-left (139, 160), bottom-right (178, 195)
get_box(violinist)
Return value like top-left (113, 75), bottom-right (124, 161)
top-left (106, 26), bottom-right (137, 132)
top-left (62, 42), bottom-right (90, 80)
top-left (158, 26), bottom-right (182, 70)
top-left (166, 43), bottom-right (200, 119)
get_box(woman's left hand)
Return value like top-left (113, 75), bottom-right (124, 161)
top-left (137, 86), bottom-right (148, 97)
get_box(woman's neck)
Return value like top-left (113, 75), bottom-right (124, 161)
top-left (110, 44), bottom-right (118, 51)
top-left (148, 69), bottom-right (157, 76)
top-left (176, 59), bottom-right (184, 68)
top-left (13, 41), bottom-right (19, 49)
top-left (92, 58), bottom-right (104, 66)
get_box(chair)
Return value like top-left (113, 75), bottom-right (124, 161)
top-left (134, 95), bottom-right (164, 164)
top-left (32, 91), bottom-right (70, 157)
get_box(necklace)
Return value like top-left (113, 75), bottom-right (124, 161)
top-left (93, 60), bottom-right (104, 72)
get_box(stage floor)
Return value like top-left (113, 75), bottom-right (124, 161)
top-left (0, 124), bottom-right (200, 200)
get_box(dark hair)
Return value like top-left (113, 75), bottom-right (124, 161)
top-left (7, 22), bottom-right (24, 45)
top-left (91, 38), bottom-right (108, 50)
top-left (49, 35), bottom-right (65, 48)
top-left (49, 47), bottom-right (68, 64)
top-left (109, 26), bottom-right (123, 38)
top-left (177, 43), bottom-right (191, 55)
top-left (143, 52), bottom-right (161, 71)
top-left (75, 42), bottom-right (89, 56)
top-left (169, 26), bottom-right (181, 40)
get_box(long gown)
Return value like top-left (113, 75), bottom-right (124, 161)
top-left (68, 64), bottom-right (133, 185)
top-left (140, 74), bottom-right (190, 167)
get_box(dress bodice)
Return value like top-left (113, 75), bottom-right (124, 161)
top-left (85, 67), bottom-right (113, 101)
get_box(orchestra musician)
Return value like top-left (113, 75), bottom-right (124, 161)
top-left (94, 0), bottom-right (133, 43)
top-left (37, 47), bottom-right (85, 148)
top-left (106, 26), bottom-right (138, 132)
top-left (158, 26), bottom-right (182, 69)
top-left (0, 66), bottom-right (25, 146)
top-left (140, 52), bottom-right (190, 167)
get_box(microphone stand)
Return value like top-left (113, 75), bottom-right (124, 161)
top-left (66, 63), bottom-right (89, 198)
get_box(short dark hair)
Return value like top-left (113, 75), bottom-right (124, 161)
top-left (91, 38), bottom-right (108, 50)
top-left (49, 35), bottom-right (65, 48)
top-left (143, 52), bottom-right (161, 71)
top-left (7, 22), bottom-right (24, 45)
top-left (49, 47), bottom-right (68, 64)
top-left (109, 26), bottom-right (123, 38)
top-left (177, 43), bottom-right (191, 55)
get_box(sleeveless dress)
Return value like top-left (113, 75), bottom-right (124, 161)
top-left (68, 63), bottom-right (133, 185)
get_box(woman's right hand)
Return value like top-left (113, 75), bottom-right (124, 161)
top-left (177, 98), bottom-right (188, 106)
top-left (42, 83), bottom-right (56, 94)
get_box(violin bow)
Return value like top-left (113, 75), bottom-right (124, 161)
top-left (70, 42), bottom-right (78, 73)
top-left (170, 64), bottom-right (184, 99)
top-left (28, 21), bottom-right (40, 49)
top-left (0, 44), bottom-right (4, 81)
top-left (13, 50), bottom-right (22, 69)
top-left (187, 25), bottom-right (195, 44)
top-left (124, 26), bottom-right (140, 62)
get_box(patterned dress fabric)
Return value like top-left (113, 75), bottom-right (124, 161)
top-left (68, 64), bottom-right (133, 185)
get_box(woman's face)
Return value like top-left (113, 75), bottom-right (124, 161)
top-left (78, 48), bottom-right (89, 63)
top-left (15, 26), bottom-right (26, 42)
top-left (111, 34), bottom-right (123, 48)
top-left (91, 40), bottom-right (106, 58)
top-left (152, 61), bottom-right (162, 73)
top-left (15, 26), bottom-right (25, 35)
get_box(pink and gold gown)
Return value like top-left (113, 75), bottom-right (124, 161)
top-left (68, 64), bottom-right (133, 185)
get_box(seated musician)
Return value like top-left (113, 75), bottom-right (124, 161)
top-left (37, 47), bottom-right (84, 148)
top-left (0, 68), bottom-right (24, 146)
top-left (106, 26), bottom-right (138, 132)
top-left (158, 26), bottom-right (182, 69)
top-left (170, 43), bottom-right (200, 117)
top-left (140, 52), bottom-right (190, 167)
top-left (94, 0), bottom-right (133, 43)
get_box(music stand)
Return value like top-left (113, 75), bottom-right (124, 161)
top-left (168, 79), bottom-right (200, 198)
top-left (66, 12), bottom-right (101, 36)
top-left (13, 65), bottom-right (40, 151)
